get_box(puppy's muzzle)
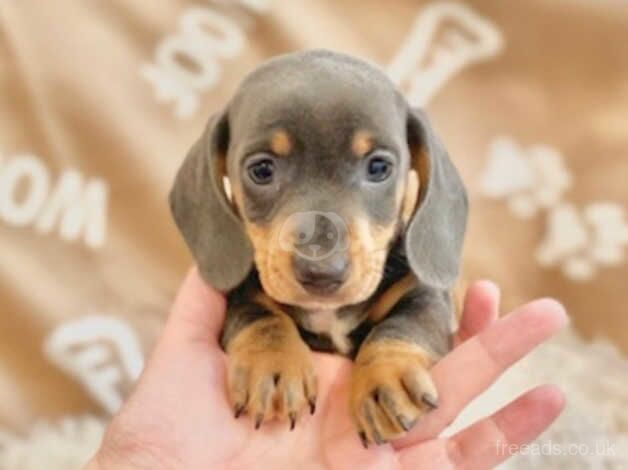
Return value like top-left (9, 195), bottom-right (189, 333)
top-left (283, 211), bottom-right (351, 294)
top-left (293, 253), bottom-right (349, 294)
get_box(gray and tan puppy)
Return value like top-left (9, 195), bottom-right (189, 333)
top-left (170, 49), bottom-right (467, 447)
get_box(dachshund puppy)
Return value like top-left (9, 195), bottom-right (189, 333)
top-left (170, 49), bottom-right (467, 446)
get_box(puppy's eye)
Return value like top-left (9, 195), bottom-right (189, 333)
top-left (247, 159), bottom-right (275, 185)
top-left (366, 156), bottom-right (393, 182)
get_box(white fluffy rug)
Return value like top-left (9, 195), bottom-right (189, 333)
top-left (0, 415), bottom-right (105, 469)
top-left (1, 327), bottom-right (626, 469)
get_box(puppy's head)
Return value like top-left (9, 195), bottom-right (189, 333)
top-left (170, 50), bottom-right (467, 309)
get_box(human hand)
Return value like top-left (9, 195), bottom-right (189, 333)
top-left (86, 269), bottom-right (567, 470)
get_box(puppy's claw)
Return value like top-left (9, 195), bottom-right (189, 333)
top-left (234, 403), bottom-right (245, 419)
top-left (289, 412), bottom-right (297, 431)
top-left (309, 398), bottom-right (316, 415)
top-left (254, 414), bottom-right (263, 430)
top-left (397, 414), bottom-right (415, 432)
top-left (422, 393), bottom-right (439, 409)
top-left (372, 429), bottom-right (385, 446)
top-left (358, 431), bottom-right (369, 449)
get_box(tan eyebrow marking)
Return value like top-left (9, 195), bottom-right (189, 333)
top-left (270, 129), bottom-right (292, 156)
top-left (351, 130), bottom-right (374, 158)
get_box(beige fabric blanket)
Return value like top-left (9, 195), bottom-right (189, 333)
top-left (1, 0), bottom-right (627, 467)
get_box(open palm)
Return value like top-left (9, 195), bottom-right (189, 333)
top-left (88, 269), bottom-right (566, 470)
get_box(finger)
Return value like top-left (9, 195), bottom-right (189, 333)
top-left (398, 385), bottom-right (565, 470)
top-left (162, 267), bottom-right (226, 347)
top-left (393, 298), bottom-right (567, 449)
top-left (448, 384), bottom-right (564, 469)
top-left (455, 280), bottom-right (500, 345)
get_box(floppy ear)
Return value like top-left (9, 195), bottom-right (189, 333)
top-left (169, 112), bottom-right (253, 291)
top-left (404, 108), bottom-right (468, 290)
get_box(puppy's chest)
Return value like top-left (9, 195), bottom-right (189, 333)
top-left (293, 306), bottom-right (370, 356)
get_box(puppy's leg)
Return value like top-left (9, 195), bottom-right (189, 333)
top-left (221, 291), bottom-right (317, 429)
top-left (350, 285), bottom-right (452, 446)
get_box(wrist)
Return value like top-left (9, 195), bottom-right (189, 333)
top-left (83, 447), bottom-right (163, 470)
top-left (83, 456), bottom-right (101, 470)
top-left (84, 454), bottom-right (154, 470)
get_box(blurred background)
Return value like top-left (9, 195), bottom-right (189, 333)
top-left (0, 0), bottom-right (627, 468)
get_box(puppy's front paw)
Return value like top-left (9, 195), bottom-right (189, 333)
top-left (226, 317), bottom-right (317, 430)
top-left (350, 340), bottom-right (438, 447)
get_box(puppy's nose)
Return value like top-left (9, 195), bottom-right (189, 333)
top-left (293, 254), bottom-right (349, 294)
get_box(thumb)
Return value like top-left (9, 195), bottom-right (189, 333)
top-left (162, 267), bottom-right (227, 348)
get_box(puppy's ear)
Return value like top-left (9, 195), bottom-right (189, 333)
top-left (169, 112), bottom-right (253, 291)
top-left (404, 108), bottom-right (468, 290)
